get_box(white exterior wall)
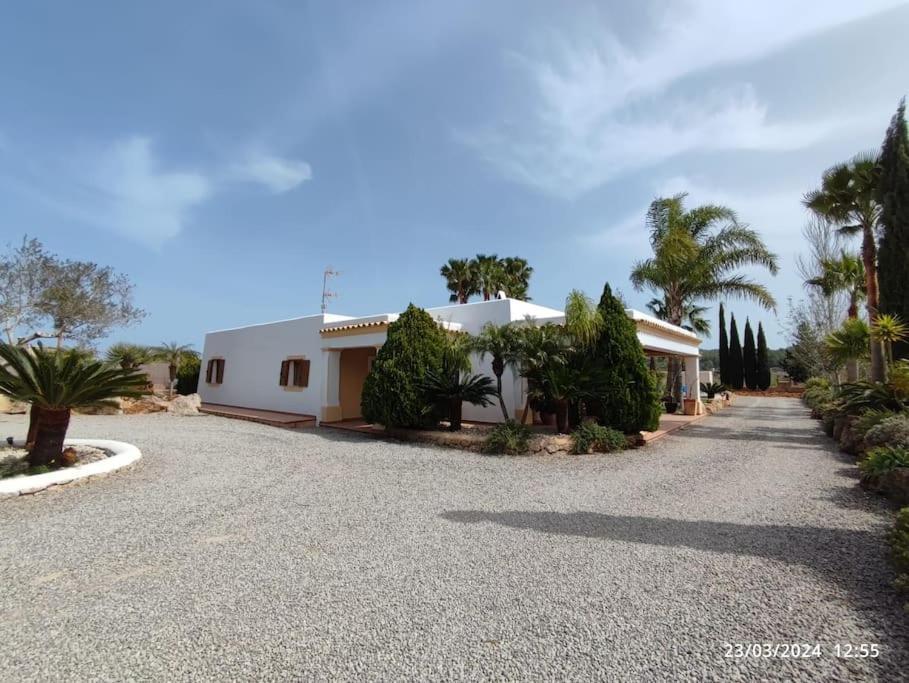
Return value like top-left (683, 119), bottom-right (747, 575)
top-left (199, 313), bottom-right (350, 415)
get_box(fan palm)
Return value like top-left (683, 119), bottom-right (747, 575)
top-left (153, 341), bottom-right (198, 397)
top-left (804, 154), bottom-right (884, 381)
top-left (646, 297), bottom-right (711, 335)
top-left (0, 343), bottom-right (149, 467)
top-left (473, 254), bottom-right (504, 301)
top-left (500, 257), bottom-right (533, 300)
top-left (473, 322), bottom-right (520, 421)
top-left (440, 258), bottom-right (477, 304)
top-left (105, 342), bottom-right (151, 369)
top-left (825, 318), bottom-right (870, 369)
top-left (421, 364), bottom-right (496, 431)
top-left (631, 193), bottom-right (778, 398)
top-left (513, 321), bottom-right (568, 424)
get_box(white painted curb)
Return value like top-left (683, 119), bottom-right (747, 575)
top-left (0, 438), bottom-right (141, 498)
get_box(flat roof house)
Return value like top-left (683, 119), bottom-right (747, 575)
top-left (198, 298), bottom-right (702, 425)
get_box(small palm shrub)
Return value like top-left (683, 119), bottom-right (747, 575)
top-left (483, 421), bottom-right (531, 455)
top-left (422, 367), bottom-right (496, 431)
top-left (859, 446), bottom-right (909, 478)
top-left (700, 382), bottom-right (724, 399)
top-left (836, 381), bottom-right (906, 416)
top-left (571, 422), bottom-right (626, 454)
top-left (890, 508), bottom-right (909, 608)
top-left (864, 414), bottom-right (909, 451)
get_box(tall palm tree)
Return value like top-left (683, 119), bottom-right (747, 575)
top-left (439, 258), bottom-right (477, 304)
top-left (806, 250), bottom-right (866, 381)
top-left (153, 341), bottom-right (197, 397)
top-left (804, 154), bottom-right (885, 381)
top-left (500, 257), bottom-right (533, 300)
top-left (473, 254), bottom-right (504, 301)
top-left (630, 193), bottom-right (778, 398)
top-left (646, 297), bottom-right (711, 335)
top-left (0, 344), bottom-right (148, 467)
top-left (473, 323), bottom-right (520, 421)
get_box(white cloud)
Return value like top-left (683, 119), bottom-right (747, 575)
top-left (229, 153), bottom-right (312, 193)
top-left (467, 0), bottom-right (899, 198)
top-left (84, 137), bottom-right (212, 248)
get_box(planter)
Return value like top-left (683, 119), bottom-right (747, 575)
top-left (682, 399), bottom-right (698, 416)
top-left (663, 401), bottom-right (679, 414)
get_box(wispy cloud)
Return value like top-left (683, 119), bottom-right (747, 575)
top-left (466, 0), bottom-right (899, 198)
top-left (229, 152), bottom-right (312, 193)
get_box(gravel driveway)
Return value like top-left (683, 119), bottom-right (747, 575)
top-left (1, 397), bottom-right (907, 680)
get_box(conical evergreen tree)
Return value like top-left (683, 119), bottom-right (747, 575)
top-left (592, 283), bottom-right (661, 432)
top-left (743, 319), bottom-right (757, 390)
top-left (718, 303), bottom-right (729, 386)
top-left (756, 322), bottom-right (771, 390)
top-left (877, 99), bottom-right (909, 361)
top-left (361, 304), bottom-right (445, 427)
top-left (728, 315), bottom-right (744, 390)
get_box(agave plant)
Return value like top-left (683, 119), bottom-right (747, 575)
top-left (871, 314), bottom-right (908, 371)
top-left (0, 343), bottom-right (149, 467)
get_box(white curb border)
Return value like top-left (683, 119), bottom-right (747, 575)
top-left (0, 438), bottom-right (141, 498)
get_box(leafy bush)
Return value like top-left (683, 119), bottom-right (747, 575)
top-left (890, 508), bottom-right (909, 607)
top-left (854, 409), bottom-right (900, 444)
top-left (483, 421), bottom-right (531, 455)
top-left (803, 377), bottom-right (834, 413)
top-left (864, 414), bottom-right (909, 450)
top-left (571, 422), bottom-right (627, 454)
top-left (859, 446), bottom-right (909, 478)
top-left (176, 354), bottom-right (201, 395)
top-left (804, 377), bottom-right (830, 391)
top-left (836, 381), bottom-right (906, 416)
top-left (361, 304), bottom-right (446, 428)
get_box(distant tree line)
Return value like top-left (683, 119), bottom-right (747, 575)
top-left (440, 255), bottom-right (533, 303)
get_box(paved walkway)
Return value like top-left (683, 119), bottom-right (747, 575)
top-left (0, 397), bottom-right (906, 680)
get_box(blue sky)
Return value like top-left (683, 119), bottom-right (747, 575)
top-left (1, 1), bottom-right (907, 349)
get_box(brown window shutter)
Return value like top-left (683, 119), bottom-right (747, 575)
top-left (205, 359), bottom-right (213, 383)
top-left (215, 359), bottom-right (225, 383)
top-left (279, 360), bottom-right (290, 386)
top-left (295, 359), bottom-right (310, 387)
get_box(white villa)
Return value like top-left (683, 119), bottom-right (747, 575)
top-left (198, 298), bottom-right (702, 425)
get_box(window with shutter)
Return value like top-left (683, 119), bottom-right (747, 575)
top-left (279, 360), bottom-right (290, 386)
top-left (215, 358), bottom-right (225, 384)
top-left (293, 359), bottom-right (310, 387)
top-left (205, 359), bottom-right (213, 383)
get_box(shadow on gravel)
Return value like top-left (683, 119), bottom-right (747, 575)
top-left (441, 510), bottom-right (904, 615)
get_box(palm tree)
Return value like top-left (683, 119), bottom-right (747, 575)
top-left (500, 257), bottom-right (533, 300)
top-left (646, 297), bottom-right (711, 335)
top-left (871, 314), bottom-right (909, 372)
top-left (806, 250), bottom-right (866, 380)
top-left (631, 193), bottom-right (779, 399)
top-left (0, 344), bottom-right (148, 467)
top-left (422, 365), bottom-right (496, 431)
top-left (514, 321), bottom-right (567, 424)
top-left (153, 341), bottom-right (198, 397)
top-left (105, 342), bottom-right (151, 370)
top-left (440, 258), bottom-right (477, 304)
top-left (804, 154), bottom-right (885, 381)
top-left (825, 318), bottom-right (870, 371)
top-left (472, 254), bottom-right (504, 301)
top-left (563, 290), bottom-right (603, 349)
top-left (473, 323), bottom-right (520, 421)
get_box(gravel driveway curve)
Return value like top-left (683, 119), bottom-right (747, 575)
top-left (1, 397), bottom-right (907, 680)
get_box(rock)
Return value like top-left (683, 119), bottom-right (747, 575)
top-left (60, 447), bottom-right (78, 467)
top-left (76, 398), bottom-right (123, 415)
top-left (122, 395), bottom-right (169, 415)
top-left (880, 468), bottom-right (909, 505)
top-left (168, 393), bottom-right (202, 416)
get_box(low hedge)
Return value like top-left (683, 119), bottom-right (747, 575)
top-left (571, 422), bottom-right (627, 454)
top-left (483, 422), bottom-right (531, 455)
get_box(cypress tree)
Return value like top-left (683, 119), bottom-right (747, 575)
top-left (728, 315), bottom-right (744, 390)
top-left (718, 303), bottom-right (729, 386)
top-left (756, 322), bottom-right (771, 390)
top-left (877, 98), bottom-right (909, 361)
top-left (592, 283), bottom-right (662, 433)
top-left (361, 304), bottom-right (445, 427)
top-left (743, 319), bottom-right (757, 390)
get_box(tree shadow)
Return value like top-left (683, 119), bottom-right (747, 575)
top-left (440, 510), bottom-right (905, 620)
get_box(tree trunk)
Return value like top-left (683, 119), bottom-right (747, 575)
top-left (845, 359), bottom-right (858, 383)
top-left (863, 224), bottom-right (885, 382)
top-left (448, 398), bottom-right (462, 431)
top-left (169, 363), bottom-right (177, 398)
top-left (26, 404), bottom-right (40, 447)
top-left (492, 361), bottom-right (509, 422)
top-left (27, 407), bottom-right (71, 468)
top-left (554, 400), bottom-right (569, 434)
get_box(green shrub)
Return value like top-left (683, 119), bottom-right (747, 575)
top-left (176, 354), bottom-right (201, 395)
top-left (854, 409), bottom-right (900, 444)
top-left (820, 403), bottom-right (838, 436)
top-left (483, 421), bottom-right (531, 455)
top-left (890, 508), bottom-right (909, 607)
top-left (804, 377), bottom-right (830, 391)
top-left (571, 422), bottom-right (627, 454)
top-left (859, 446), bottom-right (909, 478)
top-left (361, 304), bottom-right (446, 428)
top-left (836, 381), bottom-right (906, 416)
top-left (864, 414), bottom-right (909, 450)
top-left (589, 284), bottom-right (661, 433)
top-left (803, 378), bottom-right (834, 412)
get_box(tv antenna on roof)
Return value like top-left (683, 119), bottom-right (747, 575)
top-left (321, 266), bottom-right (341, 313)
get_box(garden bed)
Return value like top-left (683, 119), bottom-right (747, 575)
top-left (1, 443), bottom-right (110, 479)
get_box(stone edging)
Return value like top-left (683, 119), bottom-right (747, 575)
top-left (0, 439), bottom-right (141, 498)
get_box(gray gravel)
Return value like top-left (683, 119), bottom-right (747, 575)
top-left (0, 397), bottom-right (907, 681)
